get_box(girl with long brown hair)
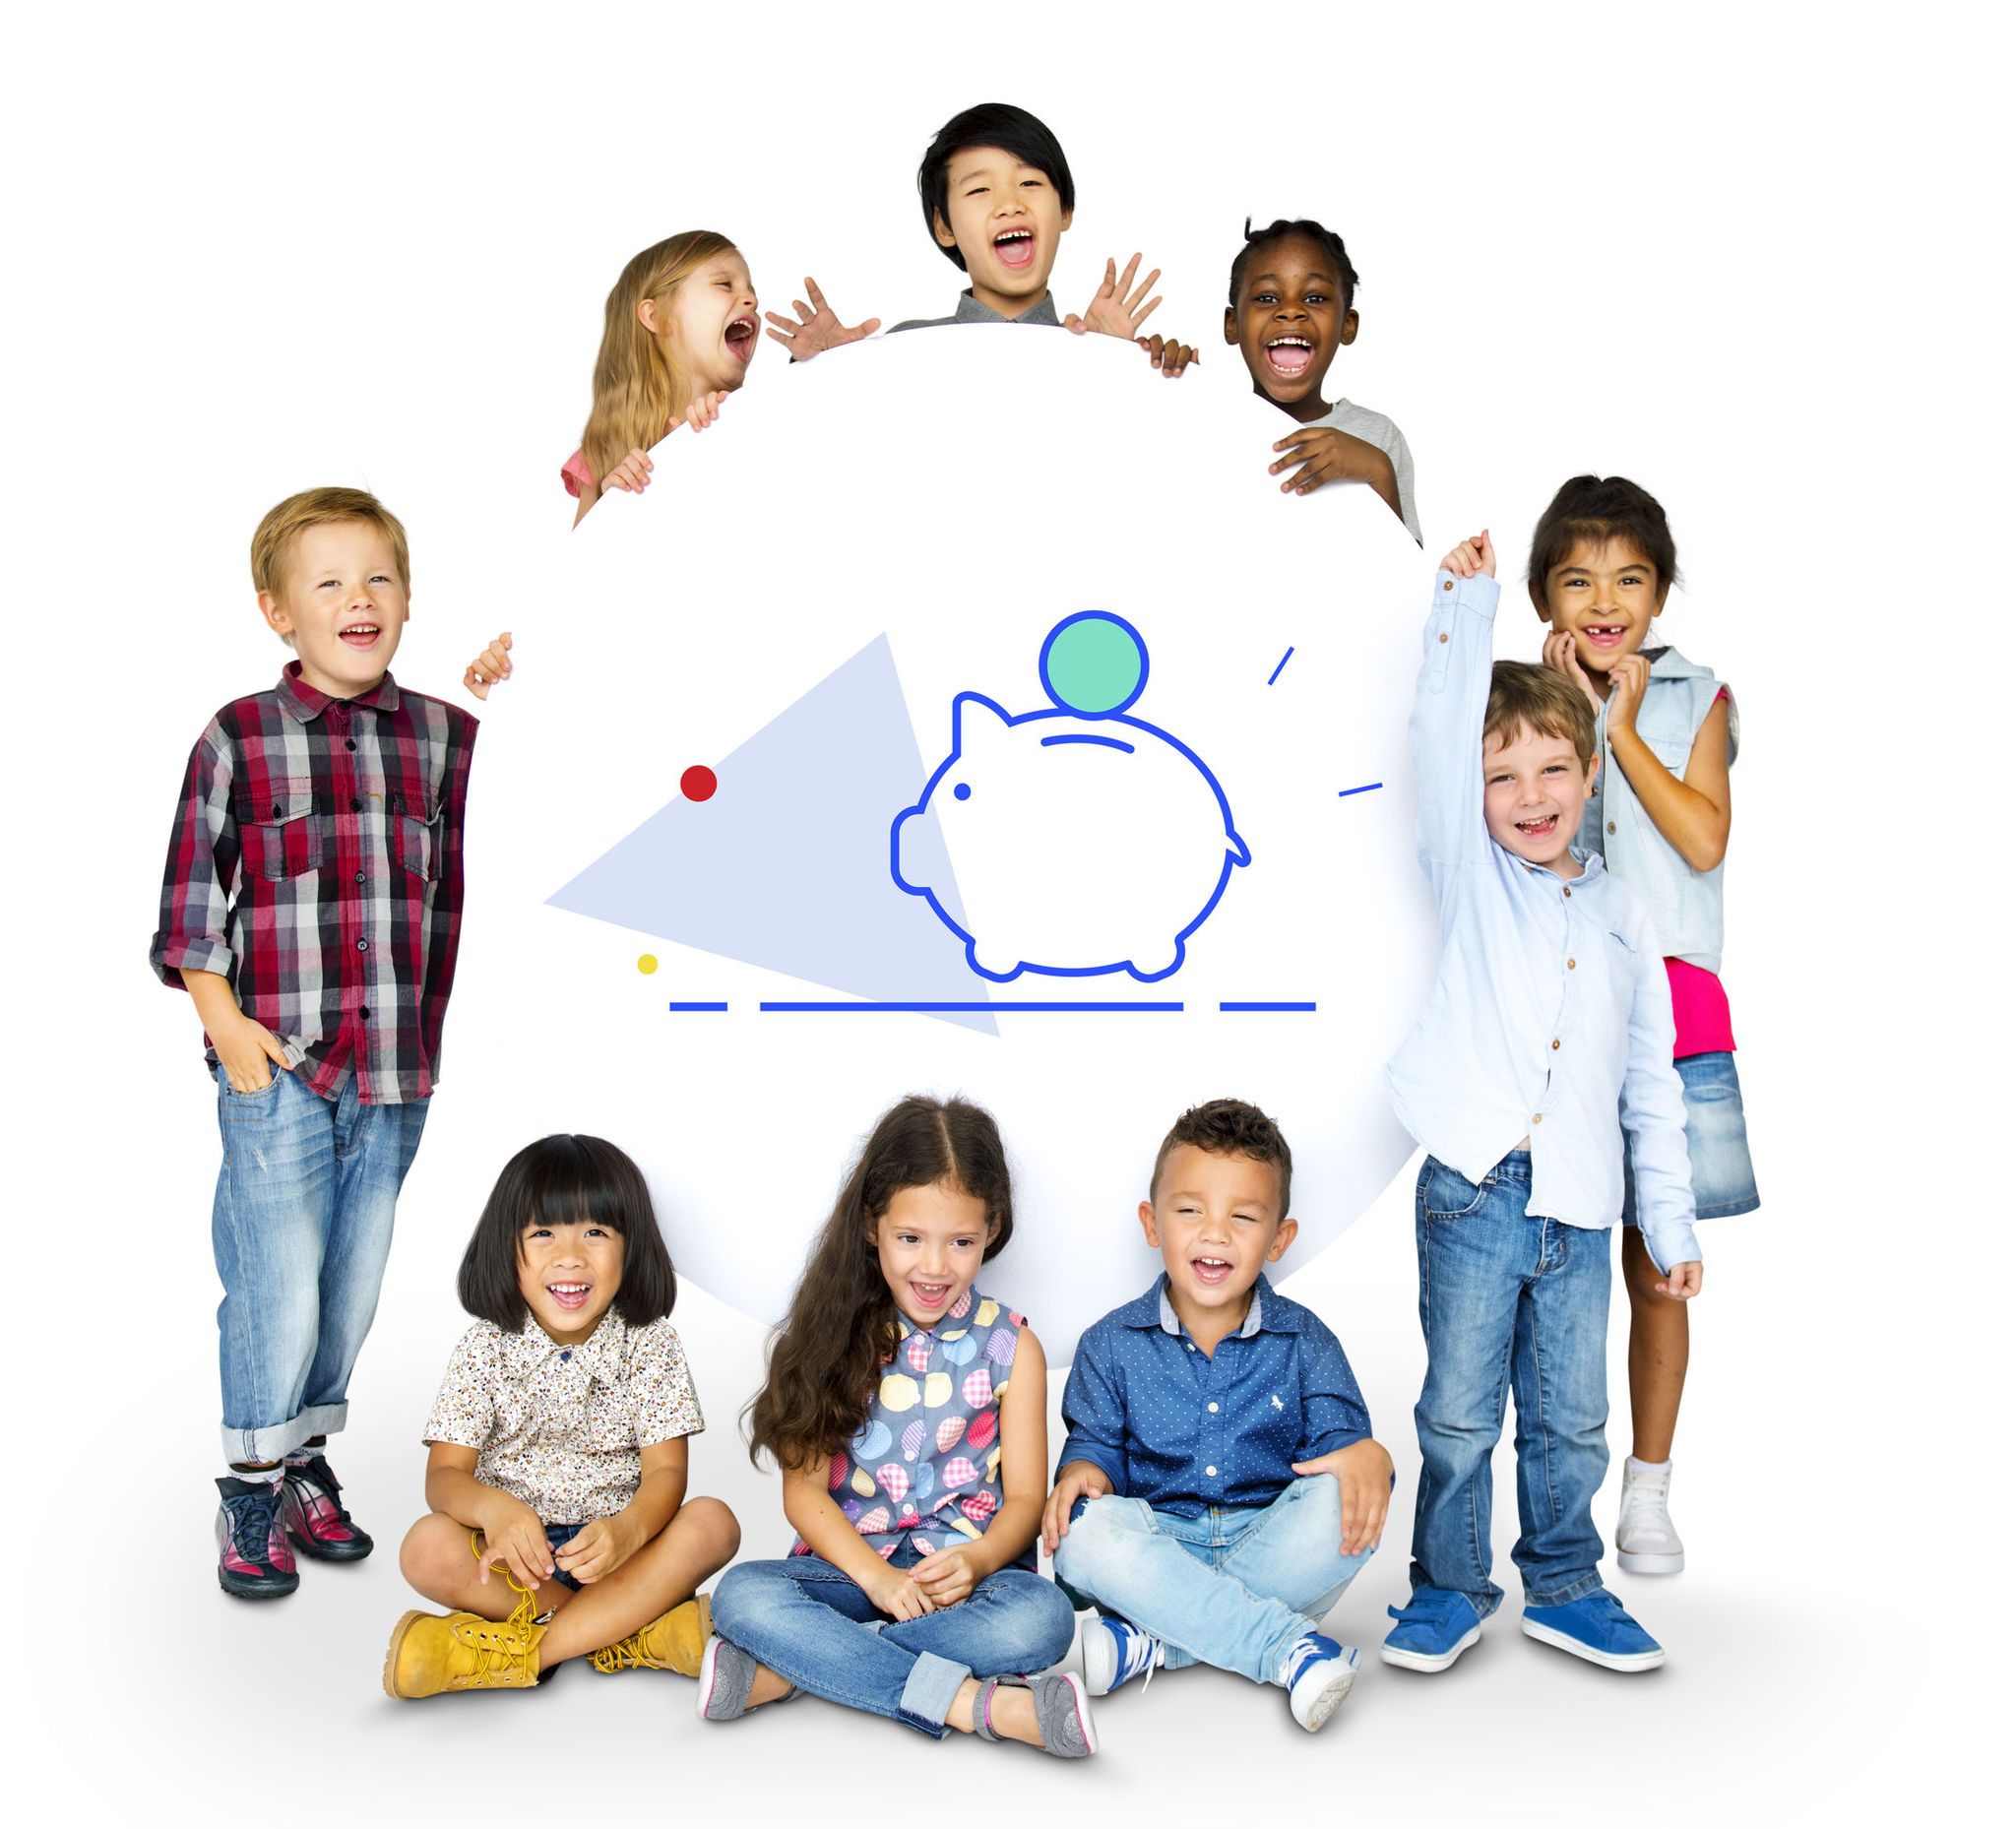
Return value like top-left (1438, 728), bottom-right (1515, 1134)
top-left (697, 1095), bottom-right (1094, 1756)
top-left (563, 232), bottom-right (878, 524)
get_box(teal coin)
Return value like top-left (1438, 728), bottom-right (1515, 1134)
top-left (1040, 613), bottom-right (1149, 717)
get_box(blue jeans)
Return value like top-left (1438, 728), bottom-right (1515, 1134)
top-left (710, 1546), bottom-right (1077, 1737)
top-left (1624, 1049), bottom-right (1761, 1223)
top-left (1411, 1152), bottom-right (1609, 1615)
top-left (211, 1065), bottom-right (429, 1463)
top-left (1051, 1475), bottom-right (1369, 1683)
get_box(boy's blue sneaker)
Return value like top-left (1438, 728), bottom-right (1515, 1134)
top-left (1280, 1632), bottom-right (1359, 1733)
top-left (1380, 1588), bottom-right (1482, 1671)
top-left (1521, 1590), bottom-right (1666, 1672)
top-left (1078, 1614), bottom-right (1165, 1697)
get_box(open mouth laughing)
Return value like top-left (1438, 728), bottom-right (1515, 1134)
top-left (909, 1280), bottom-right (952, 1312)
top-left (1514, 813), bottom-right (1561, 843)
top-left (339, 621), bottom-right (381, 651)
top-left (724, 315), bottom-right (757, 362)
top-left (546, 1280), bottom-right (593, 1313)
top-left (992, 228), bottom-right (1036, 270)
top-left (1264, 335), bottom-right (1316, 379)
top-left (1191, 1254), bottom-right (1236, 1290)
top-left (1579, 623), bottom-right (1630, 651)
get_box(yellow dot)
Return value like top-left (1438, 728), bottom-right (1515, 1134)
top-left (637, 955), bottom-right (659, 975)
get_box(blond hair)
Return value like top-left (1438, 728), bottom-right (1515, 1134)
top-left (580, 231), bottom-right (737, 491)
top-left (1484, 662), bottom-right (1598, 768)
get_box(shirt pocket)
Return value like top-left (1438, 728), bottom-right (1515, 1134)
top-left (236, 786), bottom-right (330, 883)
top-left (392, 790), bottom-right (442, 882)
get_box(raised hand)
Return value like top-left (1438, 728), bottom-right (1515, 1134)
top-left (764, 277), bottom-right (881, 362)
top-left (1065, 254), bottom-right (1164, 340)
top-left (463, 630), bottom-right (512, 701)
top-left (1439, 530), bottom-right (1495, 579)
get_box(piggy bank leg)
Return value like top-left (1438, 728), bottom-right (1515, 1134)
top-left (1125, 939), bottom-right (1185, 982)
top-left (966, 940), bottom-right (1026, 982)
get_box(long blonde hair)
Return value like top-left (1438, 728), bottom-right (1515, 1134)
top-left (580, 230), bottom-right (737, 490)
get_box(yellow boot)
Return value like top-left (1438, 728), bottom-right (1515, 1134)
top-left (592, 1594), bottom-right (713, 1677)
top-left (383, 1537), bottom-right (546, 1699)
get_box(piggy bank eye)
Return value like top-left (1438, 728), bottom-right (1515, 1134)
top-left (953, 783), bottom-right (972, 800)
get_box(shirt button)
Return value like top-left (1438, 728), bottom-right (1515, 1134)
top-left (346, 738), bottom-right (356, 751)
top-left (1208, 1403), bottom-right (1219, 1413)
top-left (1606, 820), bottom-right (1616, 834)
top-left (1562, 885), bottom-right (1572, 898)
top-left (353, 870), bottom-right (365, 885)
top-left (1441, 579), bottom-right (1453, 591)
top-left (357, 1007), bottom-right (369, 1021)
top-left (349, 796), bottom-right (361, 812)
top-left (1567, 958), bottom-right (1577, 970)
top-left (1533, 1113), bottom-right (1544, 1124)
top-left (271, 801), bottom-right (283, 818)
top-left (355, 938), bottom-right (368, 952)
top-left (1186, 1343), bottom-right (1196, 1352)
top-left (1205, 1466), bottom-right (1218, 1478)
top-left (1551, 1039), bottom-right (1560, 1050)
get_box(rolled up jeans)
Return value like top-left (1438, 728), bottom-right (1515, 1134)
top-left (1051, 1474), bottom-right (1370, 1684)
top-left (709, 1545), bottom-right (1077, 1737)
top-left (212, 1064), bottom-right (429, 1464)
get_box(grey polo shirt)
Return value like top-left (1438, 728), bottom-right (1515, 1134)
top-left (1310, 394), bottom-right (1420, 543)
top-left (889, 289), bottom-right (1062, 333)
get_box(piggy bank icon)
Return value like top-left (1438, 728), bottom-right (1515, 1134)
top-left (891, 613), bottom-right (1250, 982)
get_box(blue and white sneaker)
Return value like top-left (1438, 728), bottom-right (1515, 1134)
top-left (1280, 1632), bottom-right (1359, 1732)
top-left (1380, 1588), bottom-right (1482, 1671)
top-left (1521, 1590), bottom-right (1665, 1671)
top-left (1078, 1614), bottom-right (1165, 1697)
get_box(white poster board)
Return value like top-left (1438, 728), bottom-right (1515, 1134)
top-left (457, 326), bottom-right (1436, 1357)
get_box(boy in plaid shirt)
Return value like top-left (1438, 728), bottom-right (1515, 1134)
top-left (152, 486), bottom-right (512, 1600)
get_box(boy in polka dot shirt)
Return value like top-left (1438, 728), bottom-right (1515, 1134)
top-left (1041, 1100), bottom-right (1391, 1734)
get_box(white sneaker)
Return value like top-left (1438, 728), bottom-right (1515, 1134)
top-left (1079, 1613), bottom-right (1165, 1697)
top-left (1615, 1456), bottom-right (1685, 1574)
top-left (1282, 1633), bottom-right (1359, 1733)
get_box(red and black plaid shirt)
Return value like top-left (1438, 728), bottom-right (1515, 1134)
top-left (152, 663), bottom-right (477, 1104)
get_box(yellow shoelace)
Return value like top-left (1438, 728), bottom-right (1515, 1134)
top-left (459, 1529), bottom-right (542, 1685)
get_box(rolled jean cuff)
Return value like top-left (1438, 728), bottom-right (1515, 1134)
top-left (899, 1649), bottom-right (972, 1737)
top-left (221, 1401), bottom-right (346, 1467)
top-left (1524, 1569), bottom-right (1605, 1609)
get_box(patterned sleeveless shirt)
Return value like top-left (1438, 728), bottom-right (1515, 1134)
top-left (796, 1287), bottom-right (1030, 1568)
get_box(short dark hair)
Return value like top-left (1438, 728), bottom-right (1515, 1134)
top-left (1526, 474), bottom-right (1681, 608)
top-left (1150, 1098), bottom-right (1293, 1218)
top-left (457, 1135), bottom-right (677, 1332)
top-left (917, 102), bottom-right (1075, 270)
top-left (1228, 216), bottom-right (1359, 311)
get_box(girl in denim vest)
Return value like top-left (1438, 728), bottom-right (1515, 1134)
top-left (1534, 475), bottom-right (1760, 1577)
top-left (700, 1095), bottom-right (1091, 1755)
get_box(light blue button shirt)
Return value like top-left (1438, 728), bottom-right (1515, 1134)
top-left (1383, 572), bottom-right (1700, 1271)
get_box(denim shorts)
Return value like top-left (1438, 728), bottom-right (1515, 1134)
top-left (1623, 1049), bottom-right (1760, 1225)
top-left (545, 1522), bottom-right (586, 1591)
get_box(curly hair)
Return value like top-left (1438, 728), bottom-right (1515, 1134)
top-left (1150, 1098), bottom-right (1293, 1218)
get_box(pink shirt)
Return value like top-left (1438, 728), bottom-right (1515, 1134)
top-left (560, 448), bottom-right (593, 499)
top-left (1665, 957), bottom-right (1734, 1058)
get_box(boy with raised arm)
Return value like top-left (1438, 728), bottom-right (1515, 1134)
top-left (1380, 531), bottom-right (1700, 1674)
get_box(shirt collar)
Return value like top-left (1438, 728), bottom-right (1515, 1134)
top-left (1123, 1272), bottom-right (1285, 1340)
top-left (278, 661), bottom-right (403, 724)
top-left (952, 288), bottom-right (1059, 328)
top-left (894, 1285), bottom-right (979, 1343)
top-left (1512, 846), bottom-right (1607, 884)
top-left (500, 1308), bottom-right (626, 1384)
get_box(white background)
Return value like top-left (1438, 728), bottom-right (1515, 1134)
top-left (5, 5), bottom-right (2001, 1824)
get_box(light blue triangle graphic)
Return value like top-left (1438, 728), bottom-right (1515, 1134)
top-left (548, 635), bottom-right (995, 1035)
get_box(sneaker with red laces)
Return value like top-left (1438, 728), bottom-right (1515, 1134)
top-left (282, 1453), bottom-right (374, 1561)
top-left (216, 1477), bottom-right (299, 1599)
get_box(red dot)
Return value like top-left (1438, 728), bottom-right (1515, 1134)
top-left (680, 765), bottom-right (717, 802)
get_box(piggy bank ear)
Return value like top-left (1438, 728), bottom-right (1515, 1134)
top-left (951, 692), bottom-right (1013, 759)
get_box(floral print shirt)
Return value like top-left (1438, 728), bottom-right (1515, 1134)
top-left (797, 1287), bottom-right (1031, 1568)
top-left (422, 1311), bottom-right (702, 1524)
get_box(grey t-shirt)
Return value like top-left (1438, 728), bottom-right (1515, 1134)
top-left (889, 289), bottom-right (1062, 333)
top-left (1310, 395), bottom-right (1420, 544)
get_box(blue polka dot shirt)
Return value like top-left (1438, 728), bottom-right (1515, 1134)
top-left (1058, 1275), bottom-right (1371, 1518)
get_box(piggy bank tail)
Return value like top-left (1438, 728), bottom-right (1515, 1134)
top-left (1226, 829), bottom-right (1251, 867)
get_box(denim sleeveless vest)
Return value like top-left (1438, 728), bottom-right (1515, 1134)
top-left (1576, 644), bottom-right (1736, 973)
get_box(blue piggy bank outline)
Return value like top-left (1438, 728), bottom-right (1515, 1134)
top-left (891, 690), bottom-right (1252, 984)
